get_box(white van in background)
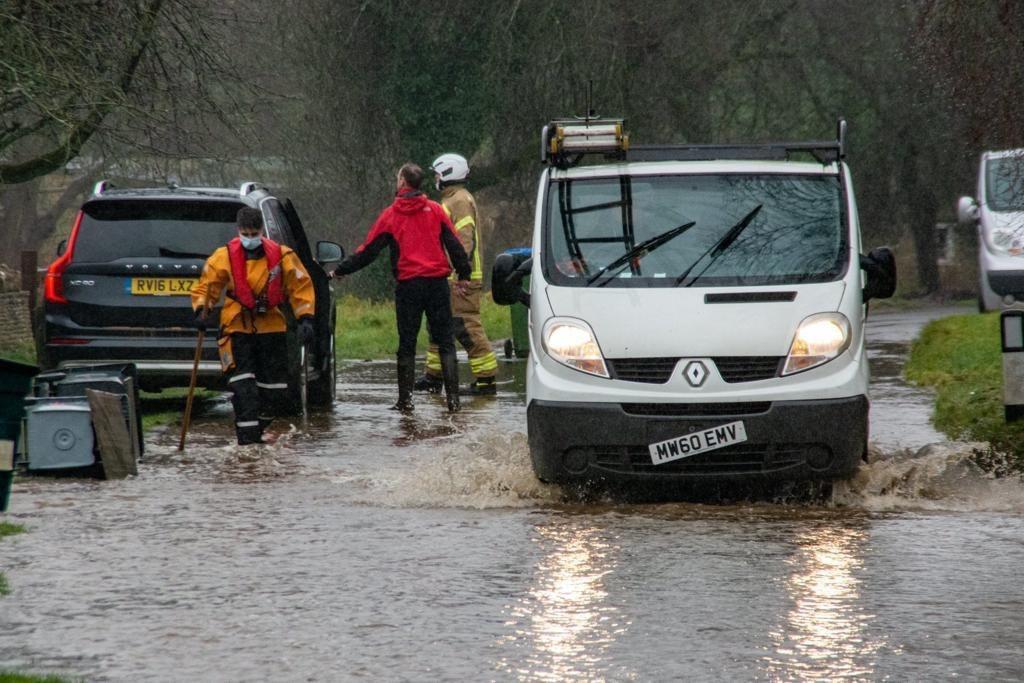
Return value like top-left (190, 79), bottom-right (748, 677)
top-left (958, 149), bottom-right (1024, 312)
top-left (493, 118), bottom-right (896, 491)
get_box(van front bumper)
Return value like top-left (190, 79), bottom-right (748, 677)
top-left (527, 396), bottom-right (868, 486)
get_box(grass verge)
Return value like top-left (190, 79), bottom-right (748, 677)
top-left (905, 311), bottom-right (1024, 471)
top-left (139, 388), bottom-right (218, 431)
top-left (335, 293), bottom-right (513, 360)
top-left (0, 522), bottom-right (25, 597)
top-left (0, 340), bottom-right (37, 366)
top-left (0, 674), bottom-right (70, 683)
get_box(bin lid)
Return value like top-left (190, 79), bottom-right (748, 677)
top-left (503, 247), bottom-right (532, 257)
top-left (0, 357), bottom-right (39, 378)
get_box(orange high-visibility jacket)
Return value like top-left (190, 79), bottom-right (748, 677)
top-left (192, 243), bottom-right (315, 334)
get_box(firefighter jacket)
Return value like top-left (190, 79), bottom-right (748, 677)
top-left (334, 190), bottom-right (471, 281)
top-left (440, 184), bottom-right (483, 281)
top-left (191, 237), bottom-right (315, 335)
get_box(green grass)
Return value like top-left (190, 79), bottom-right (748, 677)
top-left (0, 340), bottom-right (37, 366)
top-left (335, 293), bottom-right (513, 360)
top-left (905, 311), bottom-right (1024, 471)
top-left (0, 674), bottom-right (71, 683)
top-left (0, 523), bottom-right (25, 597)
top-left (140, 388), bottom-right (218, 431)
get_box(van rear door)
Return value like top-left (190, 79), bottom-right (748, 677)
top-left (63, 199), bottom-right (241, 328)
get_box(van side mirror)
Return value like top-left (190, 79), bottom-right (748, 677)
top-left (56, 239), bottom-right (67, 257)
top-left (492, 254), bottom-right (531, 307)
top-left (315, 241), bottom-right (344, 264)
top-left (957, 196), bottom-right (979, 224)
top-left (861, 247), bottom-right (897, 302)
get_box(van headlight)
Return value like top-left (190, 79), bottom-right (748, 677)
top-left (542, 318), bottom-right (609, 378)
top-left (782, 313), bottom-right (851, 375)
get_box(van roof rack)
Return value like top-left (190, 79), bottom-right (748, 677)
top-left (543, 118), bottom-right (848, 167)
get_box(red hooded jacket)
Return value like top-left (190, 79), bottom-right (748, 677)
top-left (335, 191), bottom-right (471, 281)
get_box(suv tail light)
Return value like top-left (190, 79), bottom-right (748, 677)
top-left (44, 210), bottom-right (83, 305)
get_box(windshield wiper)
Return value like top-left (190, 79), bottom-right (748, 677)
top-left (585, 220), bottom-right (697, 287)
top-left (159, 246), bottom-right (211, 260)
top-left (673, 205), bottom-right (762, 287)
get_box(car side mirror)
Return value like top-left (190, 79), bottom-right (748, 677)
top-left (957, 196), bottom-right (979, 224)
top-left (316, 241), bottom-right (344, 264)
top-left (861, 247), bottom-right (897, 302)
top-left (492, 254), bottom-right (531, 307)
top-left (56, 239), bottom-right (67, 257)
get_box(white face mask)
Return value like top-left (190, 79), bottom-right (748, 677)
top-left (239, 234), bottom-right (261, 250)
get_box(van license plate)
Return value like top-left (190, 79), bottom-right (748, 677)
top-left (129, 277), bottom-right (196, 296)
top-left (649, 421), bottom-right (748, 465)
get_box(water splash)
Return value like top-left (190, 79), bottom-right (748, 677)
top-left (834, 442), bottom-right (1024, 512)
top-left (361, 433), bottom-right (563, 509)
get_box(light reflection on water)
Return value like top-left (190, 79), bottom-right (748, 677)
top-left (765, 524), bottom-right (884, 680)
top-left (500, 524), bottom-right (630, 681)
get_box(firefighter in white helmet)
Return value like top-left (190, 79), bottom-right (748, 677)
top-left (416, 153), bottom-right (498, 395)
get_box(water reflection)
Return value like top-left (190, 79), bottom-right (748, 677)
top-left (765, 524), bottom-right (885, 679)
top-left (500, 523), bottom-right (630, 681)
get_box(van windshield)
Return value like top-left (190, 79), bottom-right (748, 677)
top-left (544, 174), bottom-right (846, 288)
top-left (986, 156), bottom-right (1024, 212)
top-left (74, 200), bottom-right (242, 263)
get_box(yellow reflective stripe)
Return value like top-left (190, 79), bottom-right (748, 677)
top-left (443, 204), bottom-right (452, 218)
top-left (454, 215), bottom-right (475, 230)
top-left (469, 353), bottom-right (498, 374)
top-left (471, 232), bottom-right (482, 280)
top-left (425, 350), bottom-right (442, 371)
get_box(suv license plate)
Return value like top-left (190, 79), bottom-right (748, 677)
top-left (649, 421), bottom-right (748, 465)
top-left (129, 277), bottom-right (196, 296)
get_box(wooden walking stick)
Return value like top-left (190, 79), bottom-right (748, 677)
top-left (178, 327), bottom-right (205, 451)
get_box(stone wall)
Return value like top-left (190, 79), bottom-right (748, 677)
top-left (0, 291), bottom-right (33, 348)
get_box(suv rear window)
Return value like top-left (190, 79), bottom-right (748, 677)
top-left (75, 200), bottom-right (242, 262)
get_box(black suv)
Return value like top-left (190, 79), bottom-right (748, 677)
top-left (40, 181), bottom-right (343, 407)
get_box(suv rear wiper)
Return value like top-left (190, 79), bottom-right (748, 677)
top-left (586, 220), bottom-right (697, 286)
top-left (159, 246), bottom-right (212, 260)
top-left (673, 205), bottom-right (762, 287)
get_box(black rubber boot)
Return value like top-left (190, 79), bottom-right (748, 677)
top-left (465, 376), bottom-right (497, 396)
top-left (392, 356), bottom-right (415, 413)
top-left (440, 351), bottom-right (461, 413)
top-left (413, 374), bottom-right (443, 393)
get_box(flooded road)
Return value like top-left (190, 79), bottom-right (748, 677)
top-left (4, 305), bottom-right (1024, 681)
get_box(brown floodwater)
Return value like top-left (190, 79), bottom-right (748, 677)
top-left (4, 305), bottom-right (1024, 681)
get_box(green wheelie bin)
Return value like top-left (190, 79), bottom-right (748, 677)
top-left (0, 358), bottom-right (38, 512)
top-left (501, 247), bottom-right (531, 359)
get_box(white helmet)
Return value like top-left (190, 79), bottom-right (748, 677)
top-left (431, 153), bottom-right (469, 189)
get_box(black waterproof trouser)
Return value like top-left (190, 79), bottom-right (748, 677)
top-left (395, 277), bottom-right (456, 360)
top-left (227, 332), bottom-right (290, 444)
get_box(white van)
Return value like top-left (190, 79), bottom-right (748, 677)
top-left (493, 119), bottom-right (895, 488)
top-left (957, 149), bottom-right (1024, 312)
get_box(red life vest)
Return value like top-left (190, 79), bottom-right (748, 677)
top-left (227, 237), bottom-right (285, 310)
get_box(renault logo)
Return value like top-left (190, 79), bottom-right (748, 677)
top-left (683, 360), bottom-right (708, 387)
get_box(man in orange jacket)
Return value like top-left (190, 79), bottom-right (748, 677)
top-left (191, 207), bottom-right (315, 444)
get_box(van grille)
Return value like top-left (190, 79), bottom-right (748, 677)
top-left (607, 358), bottom-right (678, 383)
top-left (621, 402), bottom-right (772, 417)
top-left (713, 357), bottom-right (783, 383)
top-left (588, 443), bottom-right (826, 475)
top-left (606, 357), bottom-right (783, 384)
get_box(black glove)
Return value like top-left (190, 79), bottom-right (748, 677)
top-left (193, 308), bottom-right (209, 332)
top-left (297, 317), bottom-right (314, 346)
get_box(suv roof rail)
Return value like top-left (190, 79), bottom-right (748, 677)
top-left (92, 180), bottom-right (112, 196)
top-left (239, 181), bottom-right (262, 196)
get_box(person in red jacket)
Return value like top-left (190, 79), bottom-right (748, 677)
top-left (333, 162), bottom-right (471, 413)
